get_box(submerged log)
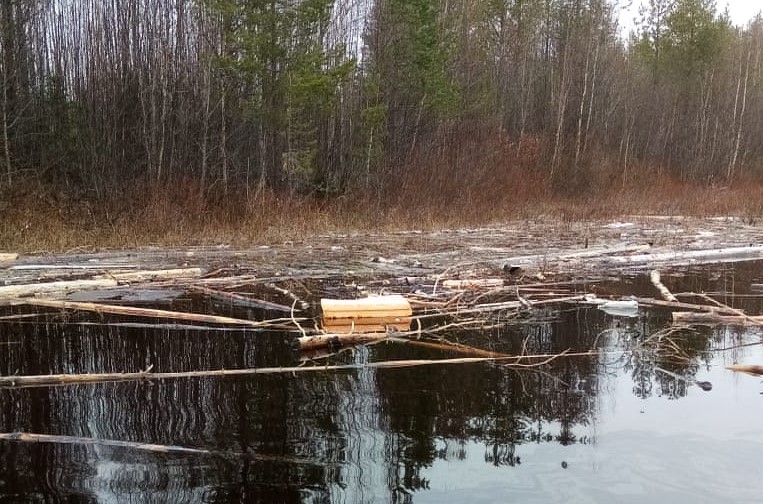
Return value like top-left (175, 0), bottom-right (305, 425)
top-left (671, 311), bottom-right (763, 325)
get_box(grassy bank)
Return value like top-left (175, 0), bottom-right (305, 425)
top-left (3, 165), bottom-right (762, 254)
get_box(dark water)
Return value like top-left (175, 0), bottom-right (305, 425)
top-left (2, 263), bottom-right (763, 503)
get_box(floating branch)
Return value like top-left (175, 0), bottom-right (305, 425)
top-left (0, 351), bottom-right (609, 388)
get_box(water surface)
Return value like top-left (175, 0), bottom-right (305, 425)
top-left (2, 263), bottom-right (763, 503)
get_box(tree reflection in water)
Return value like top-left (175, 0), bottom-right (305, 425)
top-left (0, 294), bottom-right (722, 502)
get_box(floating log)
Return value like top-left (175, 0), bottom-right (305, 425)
top-left (0, 279), bottom-right (119, 298)
top-left (671, 311), bottom-right (763, 325)
top-left (95, 267), bottom-right (203, 282)
top-left (296, 332), bottom-right (389, 351)
top-left (321, 295), bottom-right (412, 331)
top-left (7, 298), bottom-right (302, 329)
top-left (441, 278), bottom-right (504, 289)
top-left (0, 253), bottom-right (19, 264)
top-left (726, 364), bottom-right (763, 376)
top-left (609, 245), bottom-right (763, 267)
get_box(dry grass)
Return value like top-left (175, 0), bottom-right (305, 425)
top-left (3, 133), bottom-right (763, 253)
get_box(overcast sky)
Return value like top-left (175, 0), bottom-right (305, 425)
top-left (620, 0), bottom-right (761, 36)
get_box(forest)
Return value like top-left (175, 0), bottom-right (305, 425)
top-left (1, 0), bottom-right (763, 248)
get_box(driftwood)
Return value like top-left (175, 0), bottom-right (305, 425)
top-left (7, 298), bottom-right (303, 330)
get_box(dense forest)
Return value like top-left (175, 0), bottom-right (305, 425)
top-left (1, 0), bottom-right (762, 212)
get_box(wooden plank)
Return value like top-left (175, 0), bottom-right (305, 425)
top-left (321, 295), bottom-right (412, 322)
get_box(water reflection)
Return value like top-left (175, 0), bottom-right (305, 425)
top-left (1, 264), bottom-right (763, 502)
